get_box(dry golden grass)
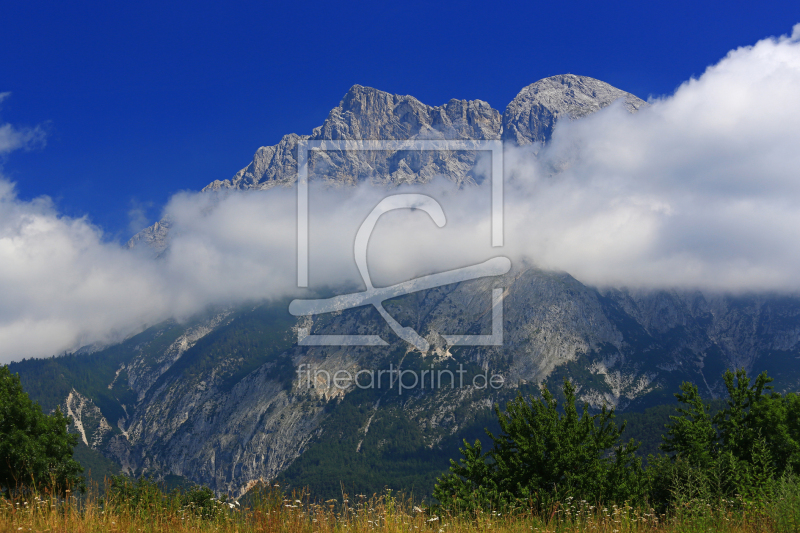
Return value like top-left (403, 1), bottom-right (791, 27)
top-left (0, 484), bottom-right (796, 533)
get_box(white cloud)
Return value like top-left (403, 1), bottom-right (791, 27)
top-left (0, 181), bottom-right (171, 361)
top-left (508, 23), bottom-right (800, 290)
top-left (0, 93), bottom-right (47, 156)
top-left (2, 25), bottom-right (800, 362)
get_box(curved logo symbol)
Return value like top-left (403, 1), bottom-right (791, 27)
top-left (290, 194), bottom-right (510, 351)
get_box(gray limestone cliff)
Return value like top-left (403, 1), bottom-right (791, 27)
top-left (201, 85), bottom-right (502, 192)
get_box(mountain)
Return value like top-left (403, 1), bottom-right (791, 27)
top-left (11, 75), bottom-right (799, 500)
top-left (201, 84), bottom-right (501, 192)
top-left (502, 74), bottom-right (646, 145)
top-left (199, 74), bottom-right (644, 194)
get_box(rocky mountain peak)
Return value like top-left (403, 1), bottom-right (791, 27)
top-left (315, 84), bottom-right (430, 140)
top-left (314, 84), bottom-right (501, 142)
top-left (197, 75), bottom-right (644, 196)
top-left (502, 74), bottom-right (647, 145)
top-left (338, 84), bottom-right (423, 117)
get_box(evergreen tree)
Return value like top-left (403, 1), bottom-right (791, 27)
top-left (660, 381), bottom-right (716, 468)
top-left (714, 369), bottom-right (773, 464)
top-left (434, 379), bottom-right (644, 511)
top-left (652, 368), bottom-right (799, 507)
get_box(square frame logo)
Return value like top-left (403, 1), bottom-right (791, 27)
top-left (290, 140), bottom-right (508, 351)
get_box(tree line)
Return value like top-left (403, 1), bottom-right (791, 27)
top-left (434, 368), bottom-right (800, 512)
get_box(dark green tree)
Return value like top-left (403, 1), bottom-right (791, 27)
top-left (0, 366), bottom-right (83, 495)
top-left (714, 369), bottom-right (773, 463)
top-left (434, 379), bottom-right (644, 511)
top-left (715, 369), bottom-right (800, 474)
top-left (652, 368), bottom-right (799, 507)
top-left (660, 381), bottom-right (716, 468)
top-left (755, 391), bottom-right (800, 474)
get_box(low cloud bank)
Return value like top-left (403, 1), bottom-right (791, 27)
top-left (2, 25), bottom-right (800, 362)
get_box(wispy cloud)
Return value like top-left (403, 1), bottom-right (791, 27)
top-left (127, 198), bottom-right (154, 235)
top-left (0, 93), bottom-right (47, 156)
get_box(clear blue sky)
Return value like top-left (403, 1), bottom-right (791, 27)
top-left (2, 0), bottom-right (799, 239)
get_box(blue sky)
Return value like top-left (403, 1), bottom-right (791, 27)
top-left (1, 0), bottom-right (799, 239)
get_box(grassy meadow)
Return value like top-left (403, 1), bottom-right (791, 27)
top-left (1, 476), bottom-right (798, 533)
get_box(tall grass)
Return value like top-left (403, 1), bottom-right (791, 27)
top-left (1, 475), bottom-right (798, 533)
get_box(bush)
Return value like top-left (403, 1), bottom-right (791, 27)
top-left (107, 475), bottom-right (231, 520)
top-left (768, 472), bottom-right (800, 532)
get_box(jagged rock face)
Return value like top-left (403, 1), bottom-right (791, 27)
top-left (600, 288), bottom-right (800, 387)
top-left (203, 77), bottom-right (643, 193)
top-left (132, 75), bottom-right (642, 252)
top-left (202, 85), bottom-right (502, 193)
top-left (62, 390), bottom-right (113, 448)
top-left (202, 133), bottom-right (307, 193)
top-left (124, 310), bottom-right (234, 401)
top-left (319, 86), bottom-right (500, 141)
top-left (124, 362), bottom-right (319, 494)
top-left (502, 74), bottom-right (647, 146)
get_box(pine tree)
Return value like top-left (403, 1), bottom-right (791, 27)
top-left (434, 379), bottom-right (644, 511)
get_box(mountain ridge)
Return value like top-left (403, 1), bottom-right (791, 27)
top-left (129, 74), bottom-right (644, 250)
